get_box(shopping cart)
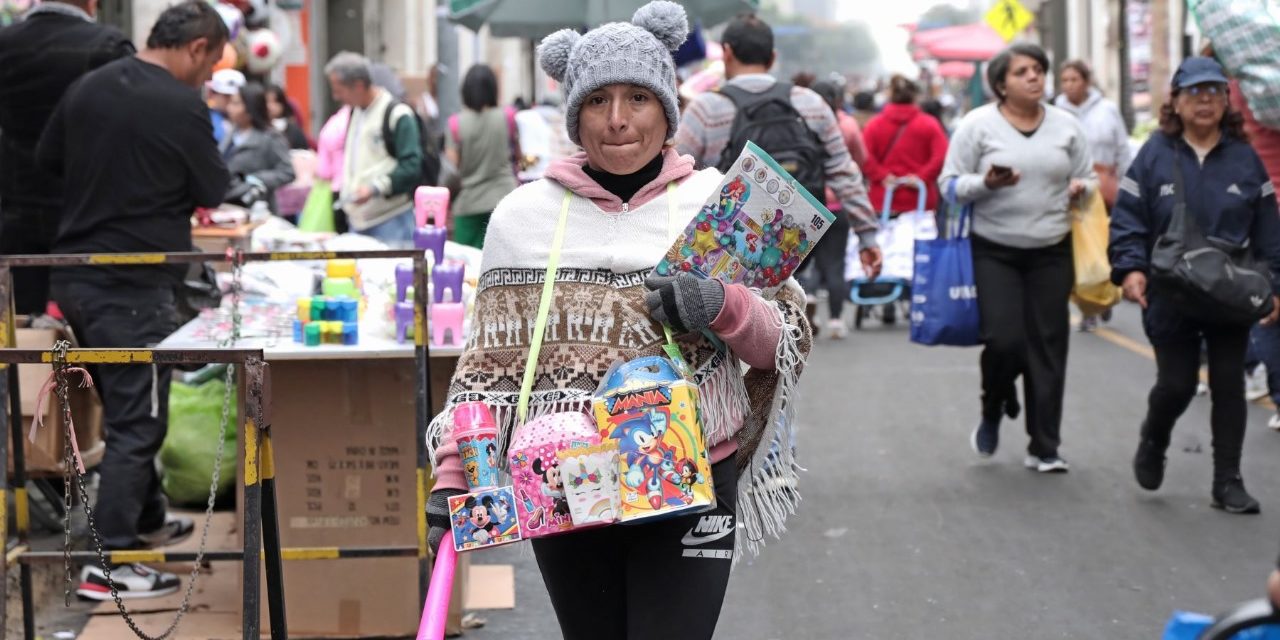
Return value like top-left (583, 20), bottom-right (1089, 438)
top-left (849, 176), bottom-right (927, 329)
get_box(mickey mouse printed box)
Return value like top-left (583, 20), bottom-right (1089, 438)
top-left (592, 356), bottom-right (715, 524)
top-left (447, 486), bottom-right (522, 553)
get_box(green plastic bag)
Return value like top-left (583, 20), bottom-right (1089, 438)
top-left (160, 376), bottom-right (238, 506)
top-left (297, 178), bottom-right (335, 232)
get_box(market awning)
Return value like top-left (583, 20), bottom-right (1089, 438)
top-left (910, 23), bottom-right (1007, 62)
top-left (937, 60), bottom-right (977, 80)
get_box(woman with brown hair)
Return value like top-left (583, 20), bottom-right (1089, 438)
top-left (1110, 57), bottom-right (1280, 514)
top-left (1054, 60), bottom-right (1131, 208)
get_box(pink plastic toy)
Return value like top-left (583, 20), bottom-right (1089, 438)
top-left (395, 263), bottom-right (414, 303)
top-left (417, 543), bottom-right (455, 640)
top-left (414, 186), bottom-right (450, 228)
top-left (414, 227), bottom-right (448, 266)
top-left (432, 263), bottom-right (465, 304)
top-left (395, 301), bottom-right (415, 344)
top-left (430, 302), bottom-right (465, 347)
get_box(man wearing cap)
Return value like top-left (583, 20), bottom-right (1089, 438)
top-left (0, 0), bottom-right (134, 317)
top-left (206, 68), bottom-right (245, 145)
top-left (1111, 56), bottom-right (1280, 515)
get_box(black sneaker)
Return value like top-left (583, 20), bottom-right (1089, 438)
top-left (1133, 438), bottom-right (1167, 491)
top-left (1212, 476), bottom-right (1262, 514)
top-left (76, 563), bottom-right (180, 600)
top-left (970, 419), bottom-right (999, 457)
top-left (138, 515), bottom-right (194, 548)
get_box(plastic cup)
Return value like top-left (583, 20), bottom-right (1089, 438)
top-left (452, 402), bottom-right (501, 490)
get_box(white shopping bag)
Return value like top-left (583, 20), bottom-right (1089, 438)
top-left (845, 210), bottom-right (938, 281)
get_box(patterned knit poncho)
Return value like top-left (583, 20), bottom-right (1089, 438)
top-left (427, 158), bottom-right (813, 557)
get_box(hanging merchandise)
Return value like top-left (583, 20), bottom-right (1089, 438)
top-left (213, 41), bottom-right (238, 73)
top-left (446, 403), bottom-right (523, 553)
top-left (214, 1), bottom-right (244, 40)
top-left (245, 28), bottom-right (282, 74)
top-left (508, 412), bottom-right (609, 538)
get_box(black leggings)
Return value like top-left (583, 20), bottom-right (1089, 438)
top-left (531, 459), bottom-right (738, 640)
top-left (971, 234), bottom-right (1074, 457)
top-left (1143, 327), bottom-right (1249, 481)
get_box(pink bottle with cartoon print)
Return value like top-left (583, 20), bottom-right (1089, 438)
top-left (508, 412), bottom-right (605, 538)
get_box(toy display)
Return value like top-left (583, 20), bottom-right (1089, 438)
top-left (446, 403), bottom-right (522, 553)
top-left (592, 357), bottom-right (714, 523)
top-left (653, 141), bottom-right (835, 293)
top-left (415, 186), bottom-right (450, 266)
top-left (509, 413), bottom-right (603, 538)
top-left (557, 442), bottom-right (622, 527)
top-left (430, 303), bottom-right (465, 348)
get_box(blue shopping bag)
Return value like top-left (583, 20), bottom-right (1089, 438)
top-left (909, 181), bottom-right (980, 347)
top-left (1164, 609), bottom-right (1280, 640)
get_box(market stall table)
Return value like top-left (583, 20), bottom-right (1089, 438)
top-left (160, 316), bottom-right (462, 638)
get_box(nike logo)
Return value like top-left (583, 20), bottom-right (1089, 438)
top-left (681, 515), bottom-right (734, 546)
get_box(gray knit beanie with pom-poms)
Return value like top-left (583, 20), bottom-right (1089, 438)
top-left (537, 1), bottom-right (688, 146)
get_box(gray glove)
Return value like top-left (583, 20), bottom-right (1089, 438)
top-left (644, 274), bottom-right (725, 334)
top-left (426, 488), bottom-right (465, 555)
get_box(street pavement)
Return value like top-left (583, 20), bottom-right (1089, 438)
top-left (465, 301), bottom-right (1280, 639)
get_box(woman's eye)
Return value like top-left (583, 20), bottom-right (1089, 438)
top-left (632, 93), bottom-right (648, 102)
top-left (589, 96), bottom-right (606, 106)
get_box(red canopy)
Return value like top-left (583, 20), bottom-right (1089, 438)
top-left (911, 23), bottom-right (1007, 62)
top-left (937, 60), bottom-right (977, 79)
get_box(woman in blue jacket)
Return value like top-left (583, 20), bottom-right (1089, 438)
top-left (1109, 57), bottom-right (1280, 514)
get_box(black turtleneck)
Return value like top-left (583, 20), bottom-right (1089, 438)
top-left (583, 153), bottom-right (664, 205)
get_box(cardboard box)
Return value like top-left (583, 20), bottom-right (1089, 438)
top-left (7, 326), bottom-right (105, 476)
top-left (242, 356), bottom-right (457, 637)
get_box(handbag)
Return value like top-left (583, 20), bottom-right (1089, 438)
top-left (909, 179), bottom-right (981, 347)
top-left (1149, 150), bottom-right (1274, 326)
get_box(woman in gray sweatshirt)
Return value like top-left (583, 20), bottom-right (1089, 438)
top-left (938, 43), bottom-right (1096, 473)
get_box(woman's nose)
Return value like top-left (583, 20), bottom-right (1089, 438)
top-left (608, 102), bottom-right (628, 130)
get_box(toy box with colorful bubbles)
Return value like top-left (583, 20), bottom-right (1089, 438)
top-left (509, 413), bottom-right (604, 539)
top-left (592, 356), bottom-right (715, 524)
top-left (653, 141), bottom-right (836, 294)
top-left (446, 486), bottom-right (522, 552)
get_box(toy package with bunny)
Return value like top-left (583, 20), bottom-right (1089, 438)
top-left (653, 141), bottom-right (837, 294)
top-left (592, 356), bottom-right (715, 524)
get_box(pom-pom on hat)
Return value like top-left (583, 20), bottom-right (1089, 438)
top-left (537, 1), bottom-right (689, 147)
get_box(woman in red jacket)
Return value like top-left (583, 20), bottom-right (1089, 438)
top-left (861, 76), bottom-right (950, 216)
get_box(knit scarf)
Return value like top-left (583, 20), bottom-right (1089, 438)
top-left (427, 159), bottom-right (813, 558)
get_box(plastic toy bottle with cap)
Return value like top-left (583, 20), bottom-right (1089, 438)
top-left (452, 402), bottom-right (501, 490)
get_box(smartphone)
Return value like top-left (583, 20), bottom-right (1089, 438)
top-left (990, 164), bottom-right (1013, 177)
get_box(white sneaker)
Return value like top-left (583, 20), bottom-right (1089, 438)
top-left (1196, 381), bottom-right (1210, 396)
top-left (1269, 413), bottom-right (1280, 431)
top-left (1246, 365), bottom-right (1269, 401)
top-left (77, 563), bottom-right (180, 600)
top-left (826, 318), bottom-right (847, 340)
top-left (1024, 455), bottom-right (1070, 473)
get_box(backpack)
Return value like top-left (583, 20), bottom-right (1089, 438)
top-left (381, 101), bottom-right (441, 188)
top-left (715, 82), bottom-right (827, 199)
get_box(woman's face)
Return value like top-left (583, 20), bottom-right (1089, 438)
top-left (578, 84), bottom-right (668, 175)
top-left (1059, 68), bottom-right (1088, 104)
top-left (227, 92), bottom-right (250, 129)
top-left (266, 91), bottom-right (285, 119)
top-left (1002, 54), bottom-right (1046, 106)
top-left (1175, 82), bottom-right (1228, 133)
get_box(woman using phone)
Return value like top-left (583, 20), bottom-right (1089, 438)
top-left (938, 43), bottom-right (1096, 472)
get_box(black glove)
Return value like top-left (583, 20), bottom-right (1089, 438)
top-left (427, 488), bottom-right (465, 555)
top-left (644, 274), bottom-right (726, 334)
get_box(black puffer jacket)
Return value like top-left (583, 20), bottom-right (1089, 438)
top-left (0, 4), bottom-right (133, 209)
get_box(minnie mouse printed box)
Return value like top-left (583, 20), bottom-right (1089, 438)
top-left (508, 413), bottom-right (603, 538)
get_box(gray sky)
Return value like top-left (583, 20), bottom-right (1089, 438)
top-left (834, 0), bottom-right (976, 75)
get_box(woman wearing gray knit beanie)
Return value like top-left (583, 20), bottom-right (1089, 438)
top-left (424, 2), bottom-right (815, 638)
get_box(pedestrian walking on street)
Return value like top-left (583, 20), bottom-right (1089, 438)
top-left (675, 12), bottom-right (882, 298)
top-left (446, 64), bottom-right (520, 249)
top-left (35, 0), bottom-right (230, 599)
top-left (221, 82), bottom-right (296, 214)
top-left (325, 51), bottom-right (424, 247)
top-left (939, 43), bottom-right (1097, 473)
top-left (861, 75), bottom-right (949, 218)
top-left (0, 0), bottom-right (134, 317)
top-left (426, 4), bottom-right (813, 638)
top-left (1110, 57), bottom-right (1280, 514)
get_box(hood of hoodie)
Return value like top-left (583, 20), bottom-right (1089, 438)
top-left (544, 147), bottom-right (696, 213)
top-left (879, 102), bottom-right (922, 124)
top-left (1054, 87), bottom-right (1103, 116)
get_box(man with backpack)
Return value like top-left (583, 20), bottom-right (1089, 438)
top-left (675, 13), bottom-right (881, 281)
top-left (325, 51), bottom-right (433, 246)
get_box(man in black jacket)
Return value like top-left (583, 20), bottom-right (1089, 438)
top-left (36, 0), bottom-right (229, 601)
top-left (0, 0), bottom-right (134, 315)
